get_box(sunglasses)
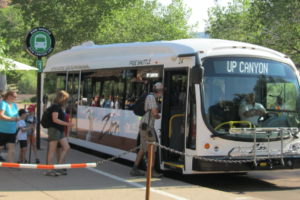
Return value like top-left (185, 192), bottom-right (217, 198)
top-left (10, 95), bottom-right (17, 99)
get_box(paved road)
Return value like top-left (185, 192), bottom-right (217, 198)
top-left (0, 134), bottom-right (259, 200)
top-left (163, 169), bottom-right (300, 200)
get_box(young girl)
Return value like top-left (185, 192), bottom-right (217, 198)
top-left (17, 109), bottom-right (33, 163)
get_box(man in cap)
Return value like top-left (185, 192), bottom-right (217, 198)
top-left (130, 82), bottom-right (163, 178)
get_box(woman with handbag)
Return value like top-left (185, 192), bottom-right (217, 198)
top-left (0, 90), bottom-right (20, 170)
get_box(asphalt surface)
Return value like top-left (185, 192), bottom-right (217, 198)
top-left (70, 142), bottom-right (300, 200)
top-left (162, 169), bottom-right (300, 200)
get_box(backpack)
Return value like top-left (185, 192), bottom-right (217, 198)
top-left (133, 94), bottom-right (154, 116)
top-left (41, 105), bottom-right (53, 128)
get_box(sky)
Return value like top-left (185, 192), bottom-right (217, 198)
top-left (157, 0), bottom-right (232, 32)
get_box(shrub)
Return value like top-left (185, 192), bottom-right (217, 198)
top-left (30, 96), bottom-right (37, 103)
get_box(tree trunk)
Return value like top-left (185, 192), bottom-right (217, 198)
top-left (0, 72), bottom-right (7, 91)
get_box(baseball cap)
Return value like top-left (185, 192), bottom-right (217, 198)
top-left (27, 104), bottom-right (36, 112)
top-left (154, 82), bottom-right (164, 90)
top-left (18, 109), bottom-right (27, 116)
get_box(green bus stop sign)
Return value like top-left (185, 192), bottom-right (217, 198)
top-left (25, 27), bottom-right (55, 57)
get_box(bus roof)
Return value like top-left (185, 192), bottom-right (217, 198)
top-left (44, 38), bottom-right (295, 72)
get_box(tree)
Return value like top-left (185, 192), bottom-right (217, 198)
top-left (205, 0), bottom-right (300, 66)
top-left (11, 0), bottom-right (136, 55)
top-left (96, 0), bottom-right (198, 44)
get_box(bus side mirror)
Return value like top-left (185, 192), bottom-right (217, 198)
top-left (191, 65), bottom-right (204, 84)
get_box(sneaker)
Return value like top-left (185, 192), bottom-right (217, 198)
top-left (151, 171), bottom-right (163, 178)
top-left (0, 156), bottom-right (6, 162)
top-left (36, 159), bottom-right (40, 164)
top-left (8, 167), bottom-right (21, 171)
top-left (55, 169), bottom-right (67, 175)
top-left (45, 170), bottom-right (58, 177)
top-left (130, 169), bottom-right (145, 176)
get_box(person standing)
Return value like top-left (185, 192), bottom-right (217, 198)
top-left (130, 82), bottom-right (164, 178)
top-left (0, 91), bottom-right (19, 170)
top-left (0, 89), bottom-right (5, 162)
top-left (46, 91), bottom-right (74, 177)
top-left (91, 95), bottom-right (100, 107)
top-left (25, 105), bottom-right (40, 163)
top-left (17, 109), bottom-right (34, 163)
top-left (55, 105), bottom-right (70, 175)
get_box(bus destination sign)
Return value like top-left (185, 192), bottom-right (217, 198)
top-left (214, 60), bottom-right (286, 76)
top-left (25, 27), bottom-right (55, 57)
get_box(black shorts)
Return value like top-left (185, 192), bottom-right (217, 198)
top-left (19, 140), bottom-right (27, 148)
top-left (0, 132), bottom-right (16, 146)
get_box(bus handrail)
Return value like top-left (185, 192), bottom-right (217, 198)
top-left (214, 121), bottom-right (252, 130)
top-left (169, 114), bottom-right (185, 138)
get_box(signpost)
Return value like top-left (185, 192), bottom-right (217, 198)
top-left (25, 27), bottom-right (55, 149)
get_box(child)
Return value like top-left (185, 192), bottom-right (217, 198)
top-left (25, 104), bottom-right (40, 163)
top-left (55, 106), bottom-right (70, 174)
top-left (17, 109), bottom-right (33, 163)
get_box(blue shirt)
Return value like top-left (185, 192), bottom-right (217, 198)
top-left (103, 100), bottom-right (111, 108)
top-left (0, 101), bottom-right (18, 134)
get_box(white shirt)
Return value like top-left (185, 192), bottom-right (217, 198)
top-left (178, 92), bottom-right (186, 103)
top-left (239, 102), bottom-right (265, 126)
top-left (114, 101), bottom-right (120, 109)
top-left (17, 120), bottom-right (27, 140)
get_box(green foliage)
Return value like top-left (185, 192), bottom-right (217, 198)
top-left (97, 0), bottom-right (198, 44)
top-left (18, 71), bottom-right (37, 94)
top-left (205, 0), bottom-right (300, 66)
top-left (0, 35), bottom-right (13, 74)
top-left (30, 96), bottom-right (37, 103)
top-left (11, 0), bottom-right (136, 55)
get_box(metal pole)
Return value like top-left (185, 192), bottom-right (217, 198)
top-left (280, 129), bottom-right (285, 165)
top-left (145, 143), bottom-right (153, 200)
top-left (253, 129), bottom-right (257, 167)
top-left (36, 56), bottom-right (42, 150)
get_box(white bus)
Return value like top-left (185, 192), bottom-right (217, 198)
top-left (43, 39), bottom-right (300, 174)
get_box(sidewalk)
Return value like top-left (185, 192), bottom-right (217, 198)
top-left (0, 131), bottom-right (261, 200)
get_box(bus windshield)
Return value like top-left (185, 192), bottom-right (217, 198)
top-left (202, 57), bottom-right (300, 141)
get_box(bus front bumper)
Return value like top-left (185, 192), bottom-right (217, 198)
top-left (192, 156), bottom-right (300, 171)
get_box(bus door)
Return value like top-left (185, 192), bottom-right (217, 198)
top-left (66, 71), bottom-right (80, 138)
top-left (161, 69), bottom-right (188, 171)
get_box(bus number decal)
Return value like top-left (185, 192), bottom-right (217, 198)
top-left (178, 58), bottom-right (183, 64)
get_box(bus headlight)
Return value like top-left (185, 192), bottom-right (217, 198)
top-left (290, 142), bottom-right (300, 151)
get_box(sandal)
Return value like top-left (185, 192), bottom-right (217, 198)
top-left (45, 170), bottom-right (58, 177)
top-left (36, 159), bottom-right (40, 164)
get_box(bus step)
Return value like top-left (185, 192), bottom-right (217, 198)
top-left (164, 161), bottom-right (183, 172)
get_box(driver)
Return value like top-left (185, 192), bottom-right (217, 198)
top-left (239, 92), bottom-right (266, 126)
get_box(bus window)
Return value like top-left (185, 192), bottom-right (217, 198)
top-left (79, 67), bottom-right (162, 110)
top-left (202, 57), bottom-right (300, 141)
